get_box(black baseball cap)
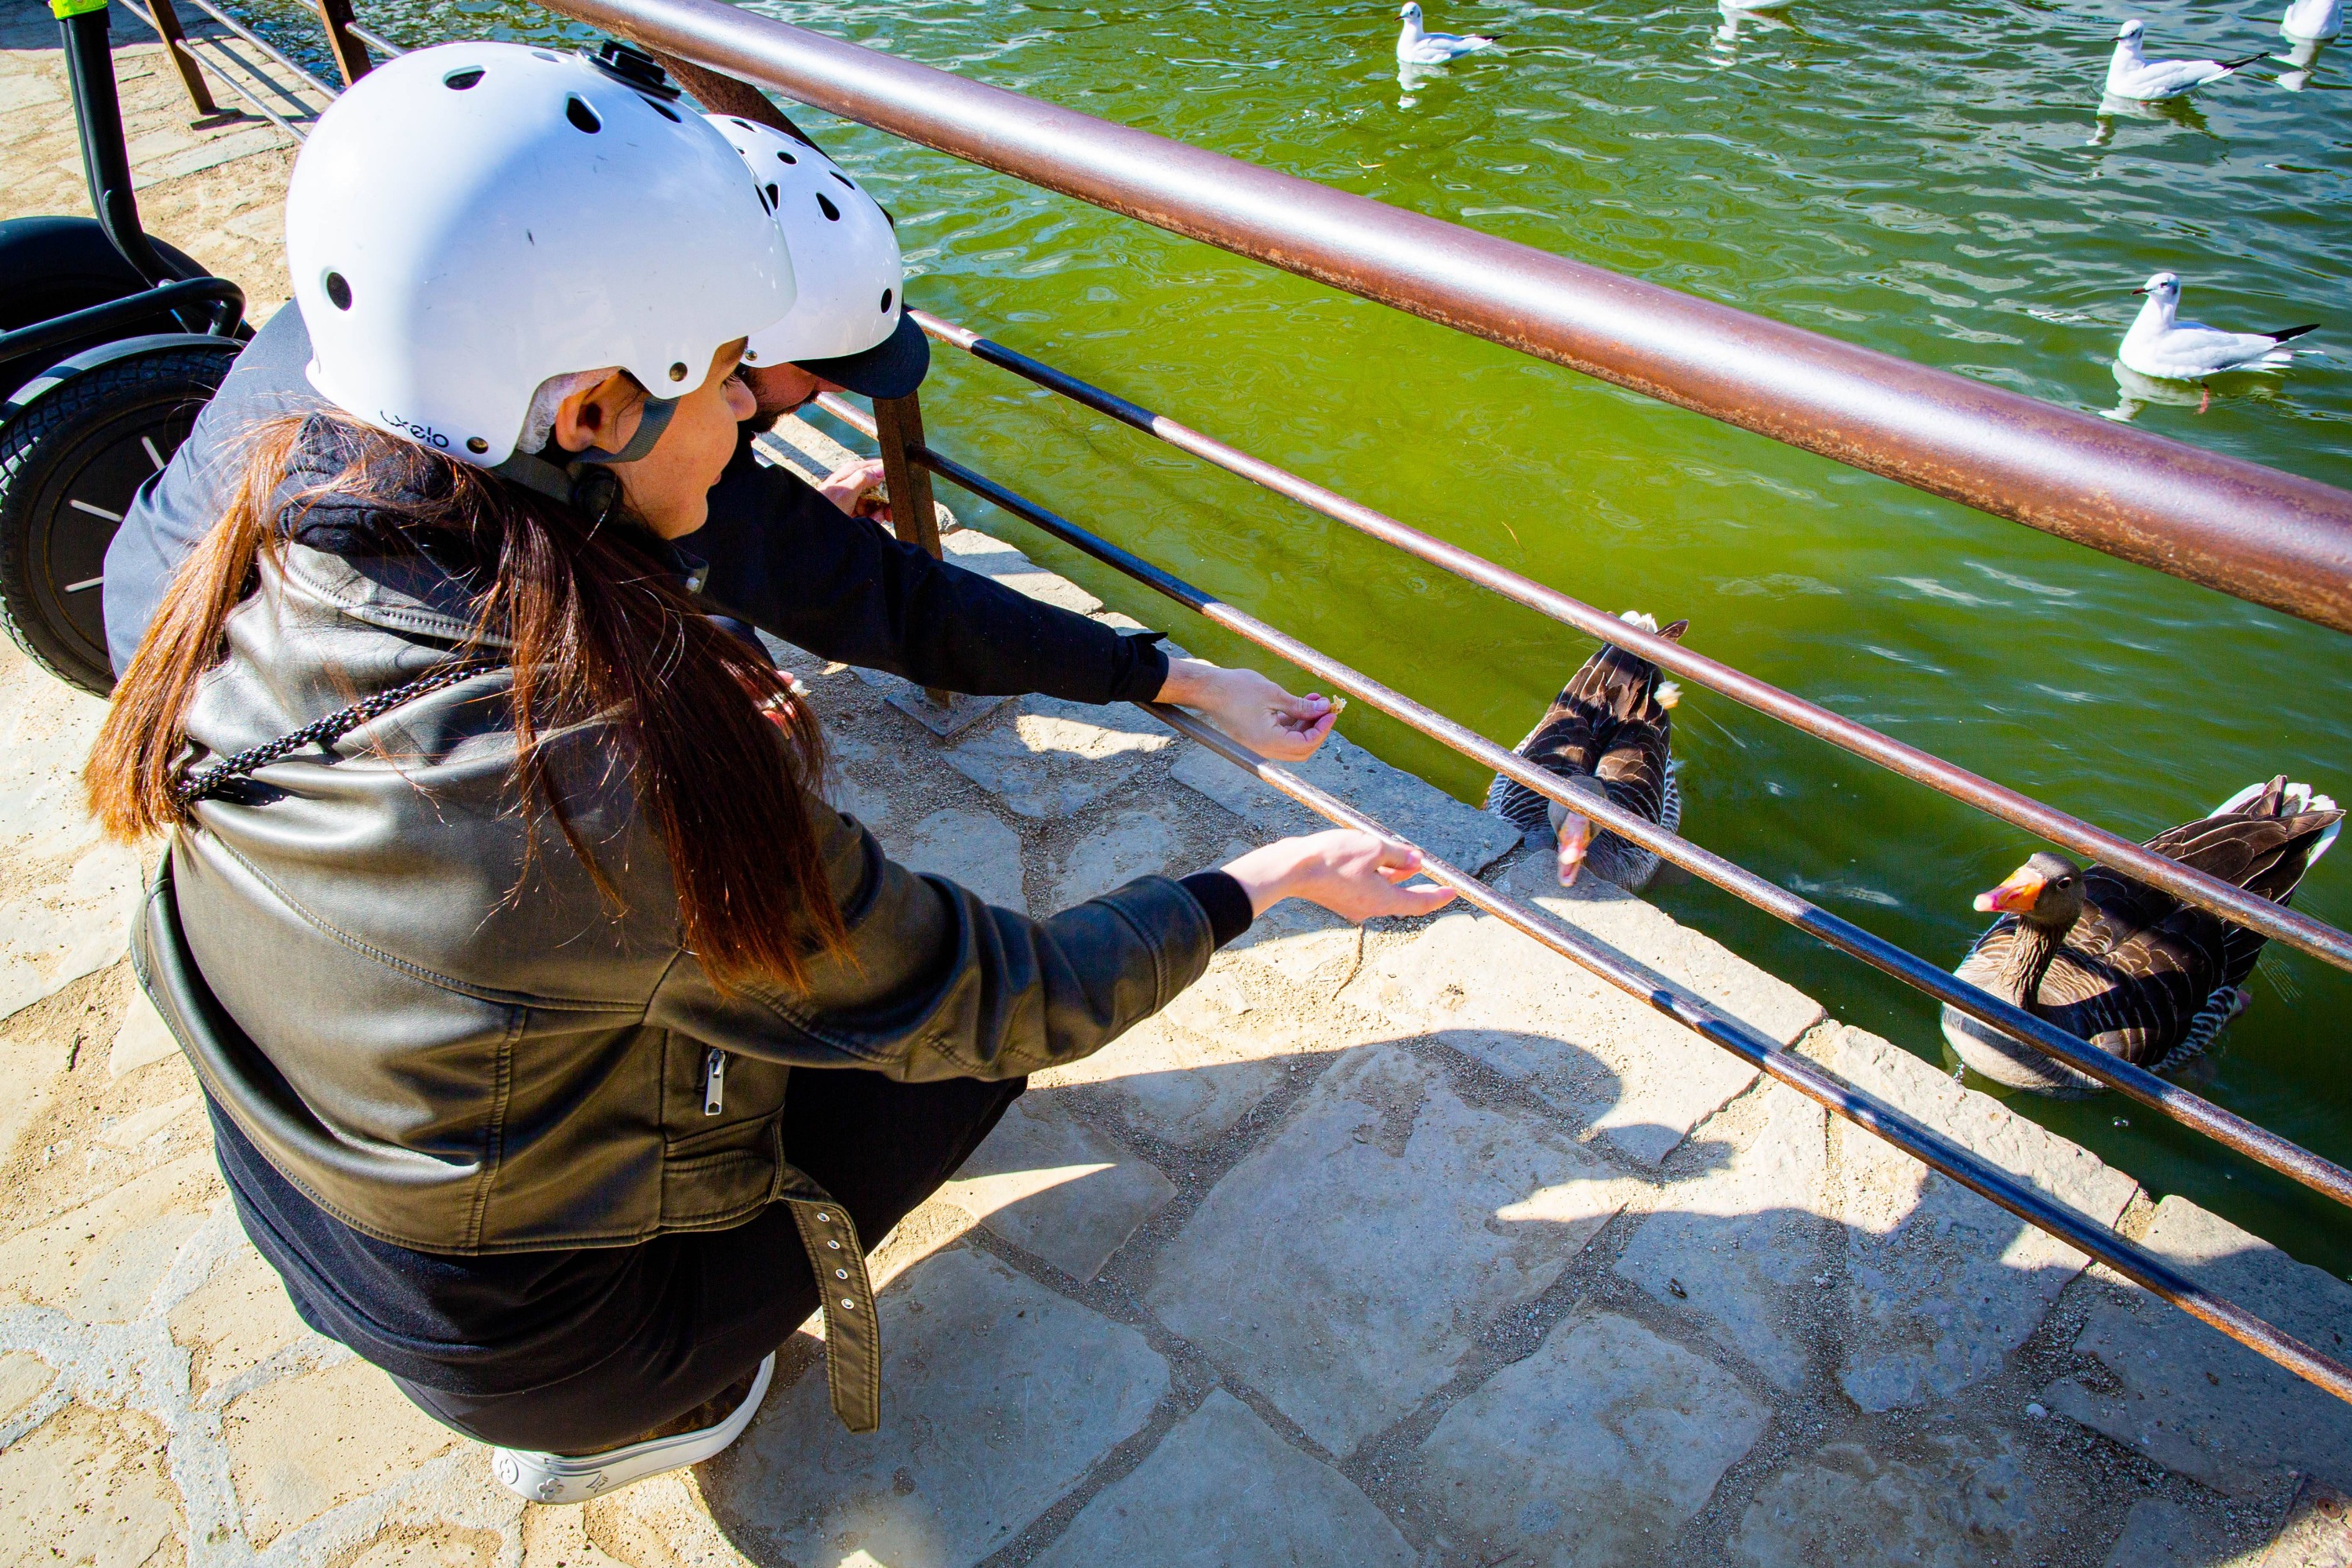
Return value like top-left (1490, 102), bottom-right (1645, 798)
top-left (793, 310), bottom-right (930, 400)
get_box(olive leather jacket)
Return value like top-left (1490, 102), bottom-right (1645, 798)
top-left (131, 479), bottom-right (1214, 1263)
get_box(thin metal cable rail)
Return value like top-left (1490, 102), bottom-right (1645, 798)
top-left (814, 391), bottom-right (2352, 1220)
top-left (1148, 700), bottom-right (2352, 1408)
top-left (898, 308), bottom-right (2352, 978)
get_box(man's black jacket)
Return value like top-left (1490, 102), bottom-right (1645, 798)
top-left (103, 306), bottom-right (1168, 702)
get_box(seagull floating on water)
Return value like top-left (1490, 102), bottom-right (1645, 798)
top-left (2118, 272), bottom-right (2319, 387)
top-left (1397, 2), bottom-right (1497, 64)
top-left (2282, 0), bottom-right (2343, 42)
top-left (2105, 19), bottom-right (2267, 100)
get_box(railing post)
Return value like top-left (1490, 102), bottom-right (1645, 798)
top-left (307, 0), bottom-right (370, 85)
top-left (144, 0), bottom-right (221, 118)
top-left (872, 390), bottom-right (948, 706)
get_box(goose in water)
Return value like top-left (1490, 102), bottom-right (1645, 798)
top-left (2283, 0), bottom-right (2343, 41)
top-left (1943, 777), bottom-right (2341, 1094)
top-left (1486, 612), bottom-right (1684, 891)
top-left (2119, 272), bottom-right (2320, 386)
top-left (2106, 19), bottom-right (2268, 100)
top-left (1397, 2), bottom-right (1497, 64)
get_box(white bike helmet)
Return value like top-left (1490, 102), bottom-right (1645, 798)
top-left (286, 41), bottom-right (794, 468)
top-left (706, 114), bottom-right (929, 398)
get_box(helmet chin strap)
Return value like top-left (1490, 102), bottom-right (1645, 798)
top-left (492, 395), bottom-right (680, 524)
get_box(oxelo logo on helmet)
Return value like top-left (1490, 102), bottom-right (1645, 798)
top-left (383, 412), bottom-right (452, 450)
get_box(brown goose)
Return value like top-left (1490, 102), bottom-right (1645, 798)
top-left (1943, 776), bottom-right (2341, 1093)
top-left (1486, 611), bottom-right (1684, 891)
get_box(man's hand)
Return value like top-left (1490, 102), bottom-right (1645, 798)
top-left (815, 456), bottom-right (891, 523)
top-left (1156, 659), bottom-right (1336, 762)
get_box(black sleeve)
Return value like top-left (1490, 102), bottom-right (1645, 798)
top-left (1178, 871), bottom-right (1256, 949)
top-left (690, 435), bottom-right (1171, 706)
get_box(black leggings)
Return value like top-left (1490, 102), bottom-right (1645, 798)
top-left (390, 1070), bottom-right (1024, 1453)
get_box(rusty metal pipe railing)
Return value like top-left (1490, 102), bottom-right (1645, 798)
top-left (905, 308), bottom-right (2352, 979)
top-left (816, 390), bottom-right (2352, 1214)
top-left (544, 0), bottom-right (2352, 636)
top-left (1152, 701), bottom-right (2352, 1405)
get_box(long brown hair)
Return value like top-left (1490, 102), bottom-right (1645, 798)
top-left (87, 410), bottom-right (847, 987)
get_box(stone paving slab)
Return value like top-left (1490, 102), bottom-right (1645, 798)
top-left (1802, 1023), bottom-right (2140, 1413)
top-left (2044, 1194), bottom-right (2352, 1498)
top-left (1171, 730), bottom-right (1520, 877)
top-left (0, 654), bottom-right (146, 1022)
top-left (1033, 1389), bottom-right (1414, 1568)
top-left (1416, 1311), bottom-right (1772, 1566)
top-left (935, 1094), bottom-right (1174, 1282)
top-left (1146, 1045), bottom-right (1639, 1455)
top-left (940, 532), bottom-right (1103, 615)
top-left (945, 695), bottom-right (1173, 819)
top-left (1613, 1080), bottom-right (1832, 1392)
top-left (876, 805), bottom-right (1031, 916)
top-left (1349, 906), bottom-right (1762, 1168)
top-left (706, 1245), bottom-right (1169, 1566)
top-left (1728, 1431), bottom-right (2050, 1567)
top-left (1030, 964), bottom-right (1317, 1149)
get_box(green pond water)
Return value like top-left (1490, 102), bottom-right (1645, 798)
top-left (255, 0), bottom-right (2352, 1271)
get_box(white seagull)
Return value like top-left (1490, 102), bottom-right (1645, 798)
top-left (2105, 19), bottom-right (2267, 100)
top-left (2282, 0), bottom-right (2343, 41)
top-left (2118, 272), bottom-right (2320, 384)
top-left (1397, 2), bottom-right (1497, 64)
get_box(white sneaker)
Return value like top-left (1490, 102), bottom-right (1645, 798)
top-left (489, 1353), bottom-right (775, 1504)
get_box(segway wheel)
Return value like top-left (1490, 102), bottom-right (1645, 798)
top-left (0, 340), bottom-right (238, 696)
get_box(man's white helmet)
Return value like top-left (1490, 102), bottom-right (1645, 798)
top-left (706, 114), bottom-right (921, 391)
top-left (285, 42), bottom-right (793, 467)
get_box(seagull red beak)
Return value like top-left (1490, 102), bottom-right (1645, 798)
top-left (2131, 287), bottom-right (2147, 296)
top-left (1973, 867), bottom-right (2045, 914)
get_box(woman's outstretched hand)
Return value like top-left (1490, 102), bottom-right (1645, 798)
top-left (1219, 830), bottom-right (1458, 922)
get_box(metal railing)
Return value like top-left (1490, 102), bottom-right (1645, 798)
top-left (113, 0), bottom-right (2352, 1406)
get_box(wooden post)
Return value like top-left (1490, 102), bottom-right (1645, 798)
top-left (307, 0), bottom-right (370, 86)
top-left (145, 0), bottom-right (220, 118)
top-left (872, 390), bottom-right (948, 706)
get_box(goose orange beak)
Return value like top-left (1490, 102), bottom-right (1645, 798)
top-left (1556, 813), bottom-right (1593, 887)
top-left (1974, 867), bottom-right (2045, 914)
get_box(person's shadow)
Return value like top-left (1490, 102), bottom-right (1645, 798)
top-left (677, 1016), bottom-right (2352, 1567)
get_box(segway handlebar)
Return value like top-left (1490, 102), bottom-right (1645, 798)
top-left (0, 277), bottom-right (245, 368)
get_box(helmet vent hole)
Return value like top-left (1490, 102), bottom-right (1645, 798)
top-left (829, 170), bottom-right (855, 190)
top-left (880, 288), bottom-right (893, 313)
top-left (764, 182), bottom-right (779, 210)
top-left (323, 270), bottom-right (352, 311)
top-left (640, 94), bottom-right (681, 122)
top-left (443, 67), bottom-right (484, 90)
top-left (775, 147), bottom-right (797, 165)
top-left (565, 96), bottom-right (601, 133)
top-left (816, 192), bottom-right (840, 222)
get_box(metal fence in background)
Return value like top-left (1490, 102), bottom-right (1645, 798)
top-left (102, 0), bottom-right (2352, 1406)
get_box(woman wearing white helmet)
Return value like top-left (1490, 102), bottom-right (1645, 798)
top-left (86, 39), bottom-right (1450, 1503)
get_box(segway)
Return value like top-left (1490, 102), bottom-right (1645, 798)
top-left (0, 0), bottom-right (252, 695)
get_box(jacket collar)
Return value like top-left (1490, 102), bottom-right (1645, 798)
top-left (270, 416), bottom-right (710, 645)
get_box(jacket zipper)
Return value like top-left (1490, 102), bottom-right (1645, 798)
top-left (702, 1047), bottom-right (728, 1116)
